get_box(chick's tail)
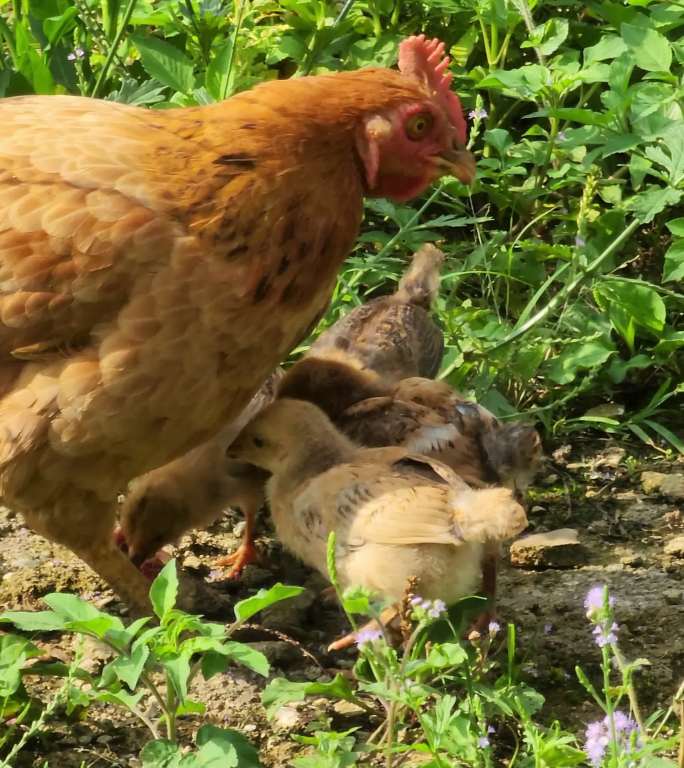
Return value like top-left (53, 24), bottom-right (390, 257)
top-left (451, 487), bottom-right (528, 544)
top-left (393, 244), bottom-right (444, 309)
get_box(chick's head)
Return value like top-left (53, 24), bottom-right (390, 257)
top-left (356, 35), bottom-right (475, 202)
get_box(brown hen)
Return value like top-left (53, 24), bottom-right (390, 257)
top-left (0, 36), bottom-right (475, 608)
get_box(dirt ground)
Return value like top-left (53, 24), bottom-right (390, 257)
top-left (1, 439), bottom-right (682, 767)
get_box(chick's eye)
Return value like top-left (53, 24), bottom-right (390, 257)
top-left (405, 112), bottom-right (434, 140)
top-left (253, 436), bottom-right (265, 448)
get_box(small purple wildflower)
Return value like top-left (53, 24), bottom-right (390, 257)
top-left (584, 711), bottom-right (640, 766)
top-left (488, 620), bottom-right (501, 636)
top-left (575, 235), bottom-right (586, 248)
top-left (584, 585), bottom-right (615, 617)
top-left (355, 628), bottom-right (383, 648)
top-left (410, 595), bottom-right (424, 606)
top-left (477, 736), bottom-right (490, 748)
top-left (67, 47), bottom-right (85, 61)
top-left (585, 720), bottom-right (609, 767)
top-left (557, 130), bottom-right (567, 141)
top-left (468, 107), bottom-right (488, 120)
top-left (593, 622), bottom-right (619, 647)
top-left (428, 599), bottom-right (447, 619)
top-left (487, 726), bottom-right (495, 734)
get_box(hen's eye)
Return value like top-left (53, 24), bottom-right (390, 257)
top-left (405, 112), bottom-right (434, 140)
top-left (253, 436), bottom-right (265, 448)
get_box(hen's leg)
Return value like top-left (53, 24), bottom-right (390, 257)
top-left (25, 496), bottom-right (151, 612)
top-left (215, 504), bottom-right (260, 578)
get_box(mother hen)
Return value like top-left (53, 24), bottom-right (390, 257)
top-left (0, 36), bottom-right (475, 609)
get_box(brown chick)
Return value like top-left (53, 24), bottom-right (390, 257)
top-left (118, 371), bottom-right (282, 575)
top-left (0, 36), bottom-right (475, 609)
top-left (225, 398), bottom-right (528, 647)
top-left (309, 243), bottom-right (445, 380)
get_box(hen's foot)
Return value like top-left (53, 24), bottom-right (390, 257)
top-left (215, 540), bottom-right (260, 578)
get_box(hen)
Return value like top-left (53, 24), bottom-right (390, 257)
top-left (119, 242), bottom-right (446, 576)
top-left (0, 36), bottom-right (474, 607)
top-left (225, 398), bottom-right (528, 646)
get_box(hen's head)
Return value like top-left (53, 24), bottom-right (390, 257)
top-left (355, 35), bottom-right (474, 202)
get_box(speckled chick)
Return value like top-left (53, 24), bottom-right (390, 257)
top-left (225, 398), bottom-right (528, 605)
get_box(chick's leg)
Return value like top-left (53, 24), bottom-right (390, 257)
top-left (215, 503), bottom-right (260, 578)
top-left (328, 606), bottom-right (400, 652)
top-left (25, 495), bottom-right (151, 612)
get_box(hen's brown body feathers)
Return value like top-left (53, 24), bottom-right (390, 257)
top-left (0, 68), bottom-right (447, 606)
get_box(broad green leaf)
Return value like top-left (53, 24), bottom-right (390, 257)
top-left (194, 725), bottom-right (262, 767)
top-left (626, 186), bottom-right (682, 223)
top-left (584, 35), bottom-right (627, 64)
top-left (129, 33), bottom-right (195, 94)
top-left (43, 593), bottom-right (103, 622)
top-left (163, 652), bottom-right (191, 702)
top-left (0, 610), bottom-right (66, 632)
top-left (108, 644), bottom-right (149, 690)
top-left (149, 559), bottom-right (178, 621)
top-left (221, 641), bottom-right (269, 676)
top-left (663, 240), bottom-right (684, 282)
top-left (205, 38), bottom-right (234, 102)
top-left (521, 19), bottom-right (568, 57)
top-left (262, 674), bottom-right (356, 717)
top-left (140, 739), bottom-right (182, 768)
top-left (234, 583), bottom-right (304, 622)
top-left (478, 65), bottom-right (549, 99)
top-left (96, 688), bottom-right (145, 713)
top-left (621, 23), bottom-right (672, 72)
top-left (43, 7), bottom-right (78, 46)
top-left (0, 634), bottom-right (40, 697)
top-left (67, 615), bottom-right (125, 638)
top-left (665, 218), bottom-right (684, 237)
top-left (594, 278), bottom-right (666, 333)
top-left (546, 340), bottom-right (615, 385)
top-left (426, 642), bottom-right (468, 669)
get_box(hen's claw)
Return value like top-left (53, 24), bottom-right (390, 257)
top-left (215, 540), bottom-right (260, 579)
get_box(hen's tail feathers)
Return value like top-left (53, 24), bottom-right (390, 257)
top-left (393, 244), bottom-right (444, 309)
top-left (452, 487), bottom-right (528, 543)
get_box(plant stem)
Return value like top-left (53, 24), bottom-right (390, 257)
top-left (490, 218), bottom-right (640, 350)
top-left (221, 0), bottom-right (246, 100)
top-left (612, 645), bottom-right (646, 734)
top-left (91, 0), bottom-right (138, 97)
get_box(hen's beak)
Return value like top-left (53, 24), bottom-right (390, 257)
top-left (436, 147), bottom-right (477, 185)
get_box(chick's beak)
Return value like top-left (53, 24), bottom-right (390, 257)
top-left (436, 147), bottom-right (477, 185)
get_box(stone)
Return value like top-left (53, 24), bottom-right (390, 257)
top-left (182, 554), bottom-right (203, 571)
top-left (273, 705), bottom-right (302, 730)
top-left (233, 520), bottom-right (247, 537)
top-left (249, 640), bottom-right (301, 666)
top-left (663, 589), bottom-right (682, 605)
top-left (261, 587), bottom-right (317, 636)
top-left (641, 471), bottom-right (666, 494)
top-left (510, 529), bottom-right (586, 569)
top-left (661, 474), bottom-right (684, 500)
top-left (664, 535), bottom-right (684, 558)
top-left (332, 700), bottom-right (366, 716)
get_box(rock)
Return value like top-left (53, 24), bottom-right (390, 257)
top-left (273, 705), bottom-right (302, 730)
top-left (664, 535), bottom-right (684, 558)
top-left (510, 529), bottom-right (586, 569)
top-left (663, 589), bottom-right (682, 605)
top-left (182, 554), bottom-right (203, 571)
top-left (332, 700), bottom-right (366, 716)
top-left (619, 553), bottom-right (644, 568)
top-left (239, 566), bottom-right (273, 588)
top-left (261, 587), bottom-right (317, 636)
top-left (641, 471), bottom-right (684, 499)
top-left (249, 640), bottom-right (301, 666)
top-left (233, 521), bottom-right (247, 537)
top-left (640, 471), bottom-right (665, 494)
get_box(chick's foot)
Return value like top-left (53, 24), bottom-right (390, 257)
top-left (215, 539), bottom-right (261, 578)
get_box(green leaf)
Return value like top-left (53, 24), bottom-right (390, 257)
top-left (233, 584), bottom-right (304, 622)
top-left (108, 644), bottom-right (149, 690)
top-left (594, 278), bottom-right (666, 334)
top-left (584, 35), bottom-right (627, 64)
top-left (426, 642), bottom-right (468, 669)
top-left (547, 340), bottom-right (616, 385)
top-left (163, 652), bottom-right (191, 702)
top-left (140, 739), bottom-right (183, 768)
top-left (521, 19), bottom-right (568, 57)
top-left (149, 559), bottom-right (178, 621)
top-left (626, 186), bottom-right (682, 223)
top-left (96, 688), bottom-right (145, 713)
top-left (665, 218), bottom-right (684, 237)
top-left (262, 674), bottom-right (356, 717)
top-left (129, 34), bottom-right (195, 94)
top-left (221, 641), bottom-right (269, 676)
top-left (205, 38), bottom-right (234, 102)
top-left (43, 7), bottom-right (78, 46)
top-left (194, 724), bottom-right (262, 767)
top-left (0, 610), bottom-right (66, 632)
top-left (43, 593), bottom-right (103, 623)
top-left (663, 240), bottom-right (684, 282)
top-left (621, 23), bottom-right (672, 72)
top-left (0, 634), bottom-right (40, 697)
top-left (642, 419), bottom-right (684, 453)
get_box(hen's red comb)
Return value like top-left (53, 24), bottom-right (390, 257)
top-left (398, 35), bottom-right (467, 145)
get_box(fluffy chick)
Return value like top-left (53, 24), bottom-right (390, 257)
top-left (226, 399), bottom-right (528, 639)
top-left (118, 371), bottom-right (281, 576)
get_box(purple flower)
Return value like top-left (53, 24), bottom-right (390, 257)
top-left (611, 711), bottom-right (638, 736)
top-left (593, 622), bottom-right (619, 647)
top-left (477, 736), bottom-right (490, 748)
top-left (428, 599), bottom-right (447, 619)
top-left (355, 628), bottom-right (383, 647)
top-left (410, 595), bottom-right (424, 606)
top-left (488, 620), bottom-right (501, 636)
top-left (67, 47), bottom-right (85, 61)
top-left (584, 585), bottom-right (615, 617)
top-left (575, 235), bottom-right (586, 248)
top-left (468, 107), bottom-right (488, 120)
top-left (557, 131), bottom-right (567, 141)
top-left (585, 720), bottom-right (609, 767)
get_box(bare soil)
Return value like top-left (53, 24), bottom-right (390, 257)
top-left (1, 439), bottom-right (682, 766)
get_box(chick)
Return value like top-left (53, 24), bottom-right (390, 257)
top-left (117, 370), bottom-right (281, 576)
top-left (226, 398), bottom-right (528, 646)
top-left (309, 243), bottom-right (445, 380)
